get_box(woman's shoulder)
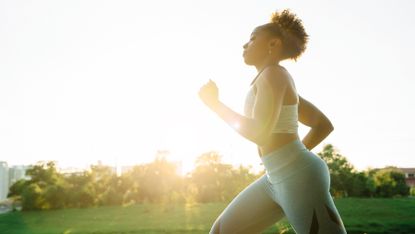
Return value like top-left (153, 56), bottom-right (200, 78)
top-left (258, 65), bottom-right (291, 86)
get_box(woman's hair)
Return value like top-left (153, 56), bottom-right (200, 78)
top-left (259, 9), bottom-right (308, 61)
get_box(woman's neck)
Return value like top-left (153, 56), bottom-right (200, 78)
top-left (255, 58), bottom-right (280, 72)
top-left (250, 60), bottom-right (282, 86)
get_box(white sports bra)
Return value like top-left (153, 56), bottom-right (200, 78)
top-left (244, 67), bottom-right (298, 134)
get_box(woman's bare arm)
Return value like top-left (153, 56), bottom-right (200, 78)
top-left (199, 67), bottom-right (288, 146)
top-left (298, 96), bottom-right (334, 150)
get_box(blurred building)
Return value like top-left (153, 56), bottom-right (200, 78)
top-left (0, 162), bottom-right (9, 200)
top-left (399, 168), bottom-right (415, 188)
top-left (59, 166), bottom-right (86, 177)
top-left (8, 165), bottom-right (30, 187)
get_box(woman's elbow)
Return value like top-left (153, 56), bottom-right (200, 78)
top-left (321, 119), bottom-right (334, 134)
top-left (312, 116), bottom-right (333, 134)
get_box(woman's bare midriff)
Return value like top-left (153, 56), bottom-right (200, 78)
top-left (258, 133), bottom-right (300, 157)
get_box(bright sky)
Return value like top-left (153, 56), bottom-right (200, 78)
top-left (1, 0), bottom-right (414, 173)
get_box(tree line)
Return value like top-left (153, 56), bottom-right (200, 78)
top-left (8, 144), bottom-right (412, 211)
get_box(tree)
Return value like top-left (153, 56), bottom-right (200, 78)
top-left (8, 179), bottom-right (28, 198)
top-left (123, 151), bottom-right (184, 203)
top-left (18, 161), bottom-right (68, 210)
top-left (228, 165), bottom-right (261, 198)
top-left (190, 151), bottom-right (235, 202)
top-left (348, 171), bottom-right (376, 197)
top-left (65, 172), bottom-right (95, 208)
top-left (26, 161), bottom-right (60, 185)
top-left (318, 144), bottom-right (355, 197)
top-left (372, 167), bottom-right (410, 197)
top-left (43, 183), bottom-right (67, 209)
top-left (89, 164), bottom-right (121, 205)
top-left (21, 183), bottom-right (44, 210)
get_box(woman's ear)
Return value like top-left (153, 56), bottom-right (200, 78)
top-left (269, 38), bottom-right (281, 48)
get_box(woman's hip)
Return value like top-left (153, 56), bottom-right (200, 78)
top-left (260, 140), bottom-right (329, 185)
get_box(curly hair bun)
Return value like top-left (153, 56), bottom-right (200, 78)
top-left (270, 9), bottom-right (308, 61)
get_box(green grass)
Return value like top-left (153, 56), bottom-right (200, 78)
top-left (1, 198), bottom-right (415, 234)
top-left (335, 197), bottom-right (415, 234)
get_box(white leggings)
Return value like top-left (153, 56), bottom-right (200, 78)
top-left (209, 140), bottom-right (347, 234)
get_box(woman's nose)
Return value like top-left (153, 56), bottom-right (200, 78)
top-left (243, 43), bottom-right (248, 49)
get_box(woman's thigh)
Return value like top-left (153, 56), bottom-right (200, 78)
top-left (210, 175), bottom-right (285, 234)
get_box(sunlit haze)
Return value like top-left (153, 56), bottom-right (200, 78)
top-left (1, 0), bottom-right (414, 173)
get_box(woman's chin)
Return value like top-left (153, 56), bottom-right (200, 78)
top-left (243, 58), bottom-right (254, 65)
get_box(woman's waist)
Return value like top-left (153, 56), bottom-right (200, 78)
top-left (258, 133), bottom-right (300, 156)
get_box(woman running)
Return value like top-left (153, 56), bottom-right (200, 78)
top-left (198, 9), bottom-right (347, 234)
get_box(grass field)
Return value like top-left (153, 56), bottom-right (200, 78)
top-left (1, 198), bottom-right (415, 234)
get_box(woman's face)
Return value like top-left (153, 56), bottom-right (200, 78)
top-left (242, 28), bottom-right (272, 66)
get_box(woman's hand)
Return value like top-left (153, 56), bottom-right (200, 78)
top-left (198, 79), bottom-right (220, 110)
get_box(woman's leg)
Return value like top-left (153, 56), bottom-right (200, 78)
top-left (274, 154), bottom-right (347, 234)
top-left (209, 175), bottom-right (285, 234)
